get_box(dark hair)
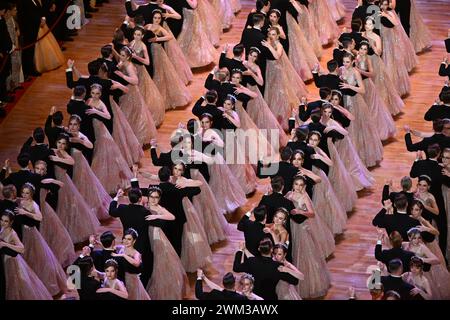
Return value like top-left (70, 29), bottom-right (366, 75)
top-left (294, 126), bottom-right (309, 142)
top-left (205, 90), bottom-right (218, 104)
top-left (389, 231), bottom-right (403, 249)
top-left (393, 193), bottom-right (408, 211)
top-left (351, 18), bottom-right (363, 32)
top-left (410, 199), bottom-right (424, 212)
top-left (388, 258), bottom-right (403, 274)
top-left (256, 0), bottom-right (269, 11)
top-left (100, 231), bottom-right (116, 247)
top-left (432, 119), bottom-right (444, 132)
top-left (248, 47), bottom-right (261, 59)
top-left (273, 243), bottom-right (288, 255)
top-left (200, 113), bottom-right (213, 123)
top-left (331, 90), bottom-right (343, 105)
top-left (158, 166), bottom-right (172, 182)
top-left (104, 259), bottom-right (119, 271)
top-left (56, 133), bottom-right (70, 149)
top-left (133, 26), bottom-right (145, 35)
top-left (418, 175), bottom-right (432, 185)
top-left (1, 209), bottom-right (15, 223)
top-left (148, 186), bottom-right (162, 198)
top-left (113, 28), bottom-right (125, 43)
top-left (439, 90), bottom-right (450, 104)
top-left (270, 176), bottom-right (285, 193)
top-left (274, 208), bottom-right (288, 223)
top-left (128, 188), bottom-right (143, 204)
top-left (52, 111), bottom-right (64, 126)
top-left (134, 14), bottom-right (145, 26)
top-left (409, 256), bottom-right (424, 270)
top-left (17, 153), bottom-right (30, 168)
top-left (319, 87), bottom-right (332, 100)
top-left (87, 59), bottom-right (102, 76)
top-left (400, 176), bottom-right (412, 191)
top-left (2, 185), bottom-right (17, 199)
top-left (293, 174), bottom-right (308, 186)
top-left (101, 45), bottom-right (113, 58)
top-left (327, 60), bottom-right (339, 73)
top-left (187, 119), bottom-right (199, 135)
top-left (252, 13), bottom-right (265, 26)
top-left (120, 46), bottom-right (133, 59)
top-left (172, 161), bottom-right (186, 174)
top-left (124, 228), bottom-right (138, 240)
top-left (69, 115), bottom-right (81, 125)
top-left (76, 256), bottom-right (94, 277)
top-left (343, 52), bottom-right (355, 61)
top-left (341, 38), bottom-right (354, 49)
top-left (258, 238), bottom-right (273, 255)
top-left (427, 143), bottom-right (441, 158)
top-left (33, 127), bottom-right (45, 143)
top-left (310, 111), bottom-right (322, 124)
top-left (253, 205), bottom-right (267, 222)
top-left (232, 44), bottom-right (244, 57)
top-left (222, 272), bottom-right (236, 290)
top-left (269, 9), bottom-right (281, 18)
top-left (290, 149), bottom-right (305, 163)
top-left (73, 85), bottom-right (86, 98)
top-left (280, 146), bottom-right (293, 161)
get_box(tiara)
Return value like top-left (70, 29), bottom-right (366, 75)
top-left (310, 130), bottom-right (322, 138)
top-left (232, 68), bottom-right (243, 74)
top-left (90, 83), bottom-right (103, 90)
top-left (226, 94), bottom-right (237, 104)
top-left (23, 182), bottom-right (36, 193)
top-left (331, 89), bottom-right (343, 97)
top-left (148, 185), bottom-right (162, 193)
top-left (418, 175), bottom-right (432, 182)
top-left (126, 227), bottom-right (139, 238)
top-left (270, 9), bottom-right (281, 15)
top-left (152, 9), bottom-right (163, 13)
top-left (249, 47), bottom-right (261, 53)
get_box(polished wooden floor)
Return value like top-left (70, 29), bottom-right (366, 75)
top-left (0, 0), bottom-right (449, 300)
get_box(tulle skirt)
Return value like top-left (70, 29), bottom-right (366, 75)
top-left (91, 119), bottom-right (132, 194)
top-left (276, 281), bottom-right (302, 300)
top-left (344, 94), bottom-right (383, 167)
top-left (264, 51), bottom-right (307, 131)
top-left (147, 226), bottom-right (187, 300)
top-left (72, 149), bottom-right (111, 220)
top-left (327, 138), bottom-right (358, 212)
top-left (39, 191), bottom-right (76, 268)
top-left (34, 24), bottom-right (64, 73)
top-left (335, 134), bottom-right (375, 190)
top-left (392, 12), bottom-right (418, 72)
top-left (55, 166), bottom-right (99, 244)
top-left (3, 254), bottom-right (53, 300)
top-left (310, 0), bottom-right (339, 45)
top-left (177, 8), bottom-right (218, 68)
top-left (247, 84), bottom-right (289, 149)
top-left (443, 185), bottom-right (450, 261)
top-left (125, 272), bottom-right (151, 300)
top-left (119, 84), bottom-right (157, 146)
top-left (424, 240), bottom-right (450, 299)
top-left (409, 0), bottom-right (432, 53)
top-left (135, 64), bottom-right (166, 127)
top-left (181, 197), bottom-right (212, 272)
top-left (328, 0), bottom-right (346, 21)
top-left (308, 213), bottom-right (336, 259)
top-left (151, 43), bottom-right (192, 109)
top-left (290, 220), bottom-right (331, 298)
top-left (297, 4), bottom-right (323, 58)
top-left (312, 166), bottom-right (347, 235)
top-left (380, 25), bottom-right (411, 96)
top-left (210, 0), bottom-right (234, 29)
top-left (197, 0), bottom-right (222, 47)
top-left (162, 22), bottom-right (193, 85)
top-left (111, 99), bottom-right (144, 167)
top-left (22, 226), bottom-right (67, 296)
top-left (208, 153), bottom-right (247, 213)
top-left (190, 169), bottom-right (229, 244)
top-left (362, 78), bottom-right (396, 141)
top-left (368, 54), bottom-right (404, 116)
top-left (287, 14), bottom-right (318, 82)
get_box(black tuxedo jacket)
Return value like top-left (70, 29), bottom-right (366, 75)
top-left (312, 72), bottom-right (341, 91)
top-left (237, 215), bottom-right (272, 257)
top-left (65, 72), bottom-right (114, 133)
top-left (258, 192), bottom-right (295, 224)
top-left (424, 104), bottom-right (450, 121)
top-left (195, 280), bottom-right (248, 300)
top-left (372, 208), bottom-right (420, 241)
top-left (375, 245), bottom-right (415, 273)
top-left (286, 140), bottom-right (316, 170)
top-left (192, 97), bottom-right (224, 130)
top-left (233, 251), bottom-right (299, 300)
top-left (381, 275), bottom-right (416, 300)
top-left (219, 53), bottom-right (247, 77)
top-left (439, 62), bottom-right (450, 78)
top-left (66, 99), bottom-right (96, 144)
top-left (404, 133), bottom-right (450, 156)
top-left (19, 139), bottom-right (51, 166)
top-left (256, 161), bottom-right (298, 195)
top-left (0, 169), bottom-right (41, 196)
top-left (125, 1), bottom-right (161, 25)
top-left (395, 0), bottom-right (411, 36)
top-left (44, 115), bottom-right (67, 149)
